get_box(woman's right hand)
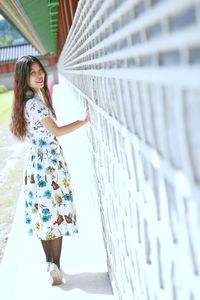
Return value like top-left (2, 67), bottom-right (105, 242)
top-left (83, 101), bottom-right (90, 123)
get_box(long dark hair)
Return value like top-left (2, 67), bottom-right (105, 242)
top-left (10, 55), bottom-right (56, 140)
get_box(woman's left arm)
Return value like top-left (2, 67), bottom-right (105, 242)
top-left (40, 102), bottom-right (90, 137)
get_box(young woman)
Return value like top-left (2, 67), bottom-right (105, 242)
top-left (10, 55), bottom-right (90, 285)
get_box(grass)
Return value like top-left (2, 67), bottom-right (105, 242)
top-left (0, 90), bottom-right (13, 124)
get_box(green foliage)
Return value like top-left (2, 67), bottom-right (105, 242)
top-left (0, 35), bottom-right (13, 46)
top-left (0, 85), bottom-right (8, 93)
top-left (0, 19), bottom-right (21, 39)
top-left (0, 18), bottom-right (25, 46)
top-left (0, 90), bottom-right (13, 124)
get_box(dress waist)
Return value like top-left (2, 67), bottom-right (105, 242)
top-left (28, 136), bottom-right (58, 147)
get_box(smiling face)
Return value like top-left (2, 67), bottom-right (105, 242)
top-left (28, 62), bottom-right (45, 92)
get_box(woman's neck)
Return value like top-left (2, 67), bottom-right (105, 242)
top-left (36, 89), bottom-right (45, 103)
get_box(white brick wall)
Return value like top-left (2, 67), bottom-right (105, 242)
top-left (58, 0), bottom-right (200, 299)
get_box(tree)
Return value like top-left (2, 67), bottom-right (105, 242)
top-left (0, 17), bottom-right (26, 46)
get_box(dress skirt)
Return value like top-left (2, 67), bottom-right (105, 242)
top-left (23, 136), bottom-right (78, 240)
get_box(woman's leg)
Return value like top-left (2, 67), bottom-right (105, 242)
top-left (51, 237), bottom-right (63, 269)
top-left (41, 240), bottom-right (52, 263)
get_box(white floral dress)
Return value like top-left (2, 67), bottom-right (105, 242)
top-left (23, 97), bottom-right (78, 240)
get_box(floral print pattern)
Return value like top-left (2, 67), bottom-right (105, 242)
top-left (23, 97), bottom-right (78, 240)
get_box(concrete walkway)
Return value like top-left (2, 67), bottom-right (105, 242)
top-left (0, 190), bottom-right (113, 300)
top-left (0, 118), bottom-right (27, 261)
top-left (0, 85), bottom-right (114, 300)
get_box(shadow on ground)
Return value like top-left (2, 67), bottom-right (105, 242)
top-left (60, 271), bottom-right (113, 295)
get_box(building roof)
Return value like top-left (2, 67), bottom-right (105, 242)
top-left (0, 0), bottom-right (59, 55)
top-left (0, 43), bottom-right (41, 63)
top-left (0, 0), bottom-right (78, 57)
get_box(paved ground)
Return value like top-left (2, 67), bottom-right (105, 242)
top-left (0, 118), bottom-right (26, 262)
top-left (0, 88), bottom-right (114, 300)
top-left (0, 189), bottom-right (113, 300)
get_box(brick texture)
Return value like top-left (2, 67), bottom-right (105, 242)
top-left (58, 0), bottom-right (200, 299)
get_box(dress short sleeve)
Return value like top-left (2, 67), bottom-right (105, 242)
top-left (26, 98), bottom-right (51, 122)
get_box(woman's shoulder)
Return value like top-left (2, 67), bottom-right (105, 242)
top-left (24, 97), bottom-right (52, 120)
top-left (25, 97), bottom-right (45, 110)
